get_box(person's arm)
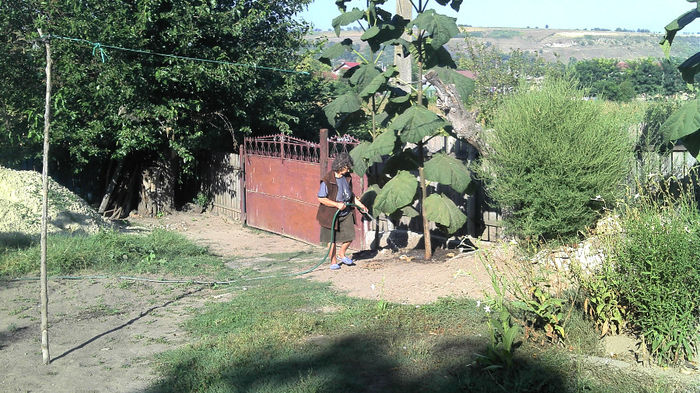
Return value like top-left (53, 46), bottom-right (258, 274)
top-left (318, 196), bottom-right (346, 210)
top-left (353, 196), bottom-right (367, 212)
top-left (317, 181), bottom-right (346, 210)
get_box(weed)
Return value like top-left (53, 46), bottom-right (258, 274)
top-left (599, 178), bottom-right (700, 365)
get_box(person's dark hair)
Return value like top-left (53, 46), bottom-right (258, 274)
top-left (331, 152), bottom-right (354, 172)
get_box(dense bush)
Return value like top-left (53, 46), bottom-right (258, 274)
top-left (479, 79), bottom-right (634, 240)
top-left (604, 182), bottom-right (700, 365)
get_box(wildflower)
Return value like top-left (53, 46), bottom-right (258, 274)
top-left (483, 305), bottom-right (491, 313)
top-left (476, 300), bottom-right (481, 308)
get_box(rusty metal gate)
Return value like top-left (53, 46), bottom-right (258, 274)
top-left (242, 131), bottom-right (367, 250)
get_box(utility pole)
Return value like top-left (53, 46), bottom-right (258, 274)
top-left (395, 0), bottom-right (412, 92)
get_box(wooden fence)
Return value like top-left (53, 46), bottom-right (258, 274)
top-left (207, 152), bottom-right (244, 221)
top-left (204, 134), bottom-right (697, 243)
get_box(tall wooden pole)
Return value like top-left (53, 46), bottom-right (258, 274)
top-left (38, 28), bottom-right (52, 365)
top-left (395, 0), bottom-right (412, 92)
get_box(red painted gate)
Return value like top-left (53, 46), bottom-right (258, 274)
top-left (242, 131), bottom-right (367, 250)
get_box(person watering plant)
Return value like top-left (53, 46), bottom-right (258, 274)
top-left (316, 152), bottom-right (368, 270)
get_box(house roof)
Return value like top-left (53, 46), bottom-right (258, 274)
top-left (456, 70), bottom-right (477, 79)
top-left (333, 61), bottom-right (361, 73)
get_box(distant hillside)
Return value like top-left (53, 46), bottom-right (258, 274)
top-left (308, 27), bottom-right (700, 63)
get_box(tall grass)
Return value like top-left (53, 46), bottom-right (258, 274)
top-left (603, 179), bottom-right (700, 365)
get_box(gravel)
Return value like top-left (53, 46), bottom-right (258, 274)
top-left (0, 166), bottom-right (108, 235)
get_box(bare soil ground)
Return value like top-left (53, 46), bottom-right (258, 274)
top-left (0, 211), bottom-right (492, 392)
top-left (3, 212), bottom-right (696, 392)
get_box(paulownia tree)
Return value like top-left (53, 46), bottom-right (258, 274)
top-left (322, 0), bottom-right (475, 259)
top-left (660, 0), bottom-right (700, 155)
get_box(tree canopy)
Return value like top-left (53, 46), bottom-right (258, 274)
top-left (0, 0), bottom-right (332, 202)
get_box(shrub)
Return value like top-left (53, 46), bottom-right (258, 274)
top-left (604, 181), bottom-right (700, 365)
top-left (479, 78), bottom-right (634, 240)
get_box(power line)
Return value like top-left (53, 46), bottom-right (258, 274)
top-left (45, 34), bottom-right (310, 75)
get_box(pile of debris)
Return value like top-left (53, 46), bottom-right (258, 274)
top-left (0, 166), bottom-right (108, 236)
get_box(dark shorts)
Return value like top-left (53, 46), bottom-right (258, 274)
top-left (320, 213), bottom-right (355, 245)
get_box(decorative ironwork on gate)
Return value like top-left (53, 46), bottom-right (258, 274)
top-left (243, 133), bottom-right (361, 163)
top-left (244, 134), bottom-right (320, 162)
top-left (328, 134), bottom-right (361, 157)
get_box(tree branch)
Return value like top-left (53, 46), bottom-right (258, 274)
top-left (425, 70), bottom-right (491, 155)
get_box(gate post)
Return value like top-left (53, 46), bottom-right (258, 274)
top-left (319, 128), bottom-right (329, 176)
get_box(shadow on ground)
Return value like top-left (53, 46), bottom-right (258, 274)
top-left (146, 331), bottom-right (568, 393)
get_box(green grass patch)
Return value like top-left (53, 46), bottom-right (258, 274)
top-left (487, 30), bottom-right (522, 39)
top-left (146, 276), bottom-right (680, 393)
top-left (0, 229), bottom-right (232, 279)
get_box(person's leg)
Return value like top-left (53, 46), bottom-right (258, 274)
top-left (328, 242), bottom-right (337, 261)
top-left (337, 241), bottom-right (351, 260)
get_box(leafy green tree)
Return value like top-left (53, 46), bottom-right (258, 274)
top-left (323, 0), bottom-right (474, 259)
top-left (1, 0), bottom-right (325, 215)
top-left (457, 37), bottom-right (548, 126)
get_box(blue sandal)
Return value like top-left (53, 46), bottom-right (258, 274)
top-left (330, 263), bottom-right (341, 270)
top-left (337, 256), bottom-right (355, 266)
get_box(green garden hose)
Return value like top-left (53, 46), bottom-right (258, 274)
top-left (3, 204), bottom-right (372, 286)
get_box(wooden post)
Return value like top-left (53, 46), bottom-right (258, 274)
top-left (395, 0), bottom-right (412, 92)
top-left (38, 27), bottom-right (51, 365)
top-left (240, 146), bottom-right (246, 223)
top-left (319, 128), bottom-right (329, 176)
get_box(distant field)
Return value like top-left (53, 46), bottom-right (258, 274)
top-left (309, 26), bottom-right (700, 62)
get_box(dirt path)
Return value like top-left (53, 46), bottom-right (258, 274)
top-left (0, 212), bottom-right (492, 392)
top-left (134, 212), bottom-right (495, 304)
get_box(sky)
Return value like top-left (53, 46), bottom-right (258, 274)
top-left (296, 0), bottom-right (700, 33)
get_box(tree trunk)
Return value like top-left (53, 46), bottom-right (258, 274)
top-left (425, 70), bottom-right (491, 155)
top-left (98, 160), bottom-right (123, 214)
top-left (121, 169), bottom-right (139, 218)
top-left (38, 27), bottom-right (51, 365)
top-left (138, 160), bottom-right (175, 217)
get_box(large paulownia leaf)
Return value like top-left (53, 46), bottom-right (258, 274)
top-left (335, 0), bottom-right (353, 12)
top-left (374, 170), bottom-right (417, 215)
top-left (349, 64), bottom-right (382, 92)
top-left (661, 8), bottom-right (700, 54)
top-left (423, 45), bottom-right (456, 68)
top-left (318, 38), bottom-right (353, 66)
top-left (361, 26), bottom-right (381, 40)
top-left (365, 16), bottom-right (410, 51)
top-left (424, 153), bottom-right (471, 193)
top-left (365, 129), bottom-right (397, 158)
top-left (360, 184), bottom-right (382, 216)
top-left (390, 106), bottom-right (449, 143)
top-left (359, 71), bottom-right (388, 98)
top-left (660, 97), bottom-right (700, 147)
top-left (682, 130), bottom-right (700, 159)
top-left (350, 142), bottom-right (371, 177)
top-left (333, 8), bottom-right (365, 36)
top-left (678, 52), bottom-right (700, 84)
top-left (410, 10), bottom-right (459, 48)
top-left (430, 66), bottom-right (475, 104)
top-left (389, 205), bottom-right (419, 222)
top-left (382, 150), bottom-right (420, 177)
top-left (434, 0), bottom-right (463, 11)
top-left (324, 92), bottom-right (362, 127)
top-left (423, 193), bottom-right (467, 234)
